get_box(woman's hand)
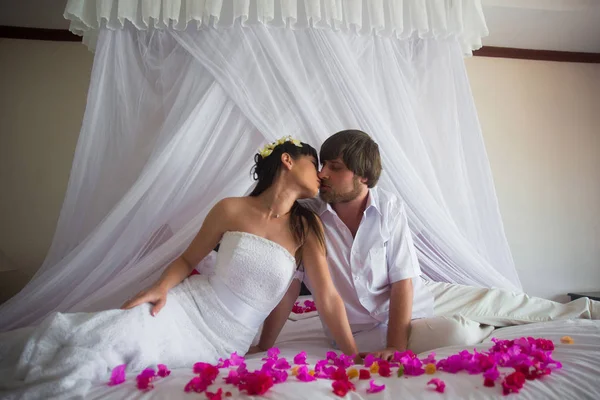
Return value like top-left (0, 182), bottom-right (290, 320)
top-left (121, 285), bottom-right (168, 316)
top-left (246, 345), bottom-right (264, 356)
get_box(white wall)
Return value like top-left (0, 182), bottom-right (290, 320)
top-left (0, 39), bottom-right (598, 303)
top-left (465, 57), bottom-right (600, 302)
top-left (0, 39), bottom-right (93, 302)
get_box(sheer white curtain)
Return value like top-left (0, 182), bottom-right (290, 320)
top-left (0, 21), bottom-right (520, 331)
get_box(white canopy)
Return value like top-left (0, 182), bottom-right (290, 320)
top-left (64, 0), bottom-right (489, 54)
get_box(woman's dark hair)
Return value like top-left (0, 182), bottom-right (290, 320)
top-left (250, 140), bottom-right (326, 262)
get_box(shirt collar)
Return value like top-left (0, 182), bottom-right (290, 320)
top-left (318, 187), bottom-right (382, 216)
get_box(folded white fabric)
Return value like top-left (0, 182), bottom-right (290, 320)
top-left (426, 280), bottom-right (600, 327)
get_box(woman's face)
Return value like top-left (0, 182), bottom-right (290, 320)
top-left (291, 154), bottom-right (321, 198)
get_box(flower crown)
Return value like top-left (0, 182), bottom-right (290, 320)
top-left (258, 135), bottom-right (302, 159)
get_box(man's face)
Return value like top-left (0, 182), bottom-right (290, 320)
top-left (318, 158), bottom-right (363, 203)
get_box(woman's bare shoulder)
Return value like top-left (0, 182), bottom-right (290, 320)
top-left (212, 196), bottom-right (254, 218)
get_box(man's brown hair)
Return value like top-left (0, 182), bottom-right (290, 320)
top-left (320, 130), bottom-right (382, 188)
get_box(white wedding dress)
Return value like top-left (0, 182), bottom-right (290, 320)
top-left (0, 231), bottom-right (297, 399)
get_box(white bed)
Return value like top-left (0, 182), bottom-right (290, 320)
top-left (88, 316), bottom-right (600, 399)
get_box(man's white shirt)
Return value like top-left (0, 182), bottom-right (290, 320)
top-left (298, 187), bottom-right (433, 333)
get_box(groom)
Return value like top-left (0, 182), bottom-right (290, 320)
top-left (253, 130), bottom-right (475, 359)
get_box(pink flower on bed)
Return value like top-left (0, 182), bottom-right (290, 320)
top-left (206, 387), bottom-right (223, 400)
top-left (401, 358), bottom-right (425, 376)
top-left (363, 354), bottom-right (377, 368)
top-left (483, 365), bottom-right (500, 382)
top-left (332, 379), bottom-right (355, 397)
top-left (293, 351), bottom-right (308, 365)
top-left (194, 362), bottom-right (213, 375)
top-left (240, 371), bottom-right (274, 395)
top-left (326, 351), bottom-right (338, 361)
top-left (421, 352), bottom-right (437, 365)
top-left (157, 364), bottom-right (171, 378)
top-left (274, 358), bottom-right (291, 370)
top-left (185, 376), bottom-right (209, 393)
top-left (296, 365), bottom-right (316, 382)
top-left (292, 304), bottom-right (305, 314)
top-left (108, 364), bottom-right (126, 386)
top-left (136, 368), bottom-right (156, 390)
top-left (314, 359), bottom-right (336, 378)
top-left (303, 300), bottom-right (317, 312)
top-left (366, 379), bottom-right (386, 394)
top-left (261, 358), bottom-right (276, 372)
top-left (331, 366), bottom-right (348, 381)
top-left (379, 360), bottom-right (393, 377)
top-left (334, 353), bottom-right (355, 368)
top-left (199, 364), bottom-right (219, 384)
top-left (262, 347), bottom-right (280, 361)
top-left (224, 369), bottom-right (240, 385)
top-left (271, 369), bottom-right (289, 384)
top-left (218, 352), bottom-right (245, 368)
top-left (427, 378), bottom-right (446, 393)
top-left (359, 369), bottom-right (372, 380)
top-left (502, 371), bottom-right (526, 395)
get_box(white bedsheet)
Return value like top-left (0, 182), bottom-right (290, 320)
top-left (87, 318), bottom-right (600, 400)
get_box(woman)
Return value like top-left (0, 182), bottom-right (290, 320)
top-left (0, 137), bottom-right (358, 399)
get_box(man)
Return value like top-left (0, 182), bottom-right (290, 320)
top-left (252, 129), bottom-right (483, 359)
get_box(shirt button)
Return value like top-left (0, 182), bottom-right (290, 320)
top-left (354, 276), bottom-right (360, 281)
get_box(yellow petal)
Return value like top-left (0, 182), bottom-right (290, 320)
top-left (425, 363), bottom-right (436, 374)
top-left (347, 368), bottom-right (359, 379)
top-left (291, 366), bottom-right (300, 376)
top-left (560, 336), bottom-right (574, 344)
top-left (308, 370), bottom-right (315, 376)
top-left (370, 362), bottom-right (379, 374)
top-left (291, 139), bottom-right (302, 147)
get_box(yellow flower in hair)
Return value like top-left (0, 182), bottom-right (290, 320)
top-left (258, 135), bottom-right (303, 159)
top-left (258, 146), bottom-right (274, 158)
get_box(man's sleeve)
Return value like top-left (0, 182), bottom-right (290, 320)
top-left (293, 268), bottom-right (304, 282)
top-left (387, 202), bottom-right (421, 283)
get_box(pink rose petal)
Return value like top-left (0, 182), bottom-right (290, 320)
top-left (108, 364), bottom-right (126, 386)
top-left (136, 368), bottom-right (156, 391)
top-left (271, 369), bottom-right (289, 384)
top-left (206, 388), bottom-right (223, 400)
top-left (157, 364), bottom-right (171, 378)
top-left (294, 351), bottom-right (308, 365)
top-left (363, 354), bottom-right (377, 368)
top-left (296, 366), bottom-right (316, 382)
top-left (427, 378), bottom-right (446, 393)
top-left (185, 376), bottom-right (208, 393)
top-left (224, 369), bottom-right (241, 385)
top-left (274, 358), bottom-right (291, 370)
top-left (367, 379), bottom-right (386, 394)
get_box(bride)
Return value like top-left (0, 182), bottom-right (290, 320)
top-left (0, 136), bottom-right (358, 399)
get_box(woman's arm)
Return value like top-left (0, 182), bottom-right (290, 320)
top-left (302, 224), bottom-right (358, 357)
top-left (121, 199), bottom-right (230, 314)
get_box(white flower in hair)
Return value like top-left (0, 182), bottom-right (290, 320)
top-left (258, 135), bottom-right (303, 159)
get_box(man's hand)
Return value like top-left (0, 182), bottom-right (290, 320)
top-left (359, 347), bottom-right (403, 362)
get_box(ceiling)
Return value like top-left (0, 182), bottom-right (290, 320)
top-left (1, 0), bottom-right (599, 52)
